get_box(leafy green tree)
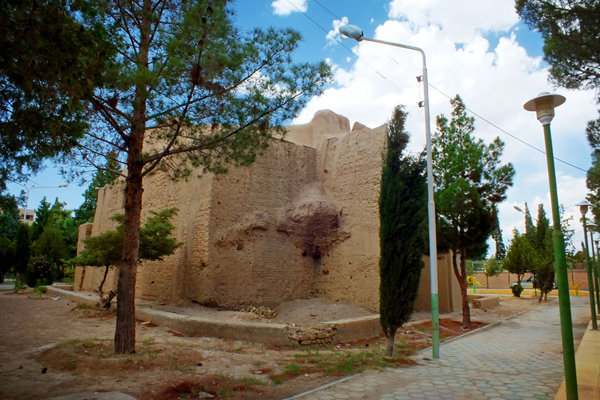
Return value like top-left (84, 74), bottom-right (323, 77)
top-left (503, 230), bottom-right (535, 295)
top-left (14, 222), bottom-right (30, 282)
top-left (516, 1), bottom-right (600, 223)
top-left (71, 208), bottom-right (180, 308)
top-left (32, 220), bottom-right (70, 265)
top-left (433, 95), bottom-right (515, 328)
top-left (0, 198), bottom-right (21, 239)
top-left (533, 204), bottom-right (555, 302)
top-left (0, 0), bottom-right (112, 195)
top-left (30, 197), bottom-right (51, 242)
top-left (379, 106), bottom-right (427, 357)
top-left (65, 0), bottom-right (330, 354)
top-left (483, 258), bottom-right (503, 288)
top-left (491, 213), bottom-right (507, 260)
top-left (74, 154), bottom-right (120, 224)
top-left (516, 0), bottom-right (600, 92)
top-left (0, 237), bottom-right (16, 283)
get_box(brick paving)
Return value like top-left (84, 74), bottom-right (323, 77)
top-left (288, 296), bottom-right (590, 400)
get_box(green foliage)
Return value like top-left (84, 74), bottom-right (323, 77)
top-left (433, 95), bottom-right (515, 258)
top-left (0, 0), bottom-right (113, 195)
top-left (533, 205), bottom-right (555, 299)
top-left (74, 155), bottom-right (120, 224)
top-left (432, 94), bottom-right (515, 325)
top-left (511, 284), bottom-right (524, 298)
top-left (30, 198), bottom-right (52, 242)
top-left (379, 106), bottom-right (427, 356)
top-left (483, 258), bottom-right (503, 278)
top-left (503, 230), bottom-right (535, 288)
top-left (0, 237), bottom-right (16, 282)
top-left (71, 208), bottom-right (181, 267)
top-left (14, 222), bottom-right (30, 276)
top-left (517, 1), bottom-right (600, 225)
top-left (30, 199), bottom-right (79, 270)
top-left (25, 256), bottom-right (56, 287)
top-left (0, 199), bottom-right (21, 239)
top-left (516, 0), bottom-right (600, 92)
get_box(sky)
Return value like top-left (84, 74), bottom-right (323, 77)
top-left (6, 0), bottom-right (599, 255)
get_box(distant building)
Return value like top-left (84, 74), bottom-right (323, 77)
top-left (18, 208), bottom-right (35, 224)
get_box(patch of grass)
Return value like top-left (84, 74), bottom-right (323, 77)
top-left (284, 362), bottom-right (302, 376)
top-left (273, 345), bottom-right (417, 384)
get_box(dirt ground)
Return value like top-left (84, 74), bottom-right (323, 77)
top-left (0, 290), bottom-right (540, 400)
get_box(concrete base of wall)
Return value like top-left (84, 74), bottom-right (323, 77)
top-left (47, 286), bottom-right (383, 347)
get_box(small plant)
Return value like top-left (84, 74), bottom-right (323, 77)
top-left (25, 256), bottom-right (57, 287)
top-left (511, 284), bottom-right (524, 298)
top-left (33, 283), bottom-right (47, 295)
top-left (284, 362), bottom-right (302, 376)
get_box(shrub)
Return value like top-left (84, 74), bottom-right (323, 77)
top-left (511, 284), bottom-right (523, 298)
top-left (25, 256), bottom-right (57, 287)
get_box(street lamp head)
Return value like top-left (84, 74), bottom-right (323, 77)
top-left (58, 183), bottom-right (68, 188)
top-left (513, 205), bottom-right (524, 213)
top-left (339, 24), bottom-right (364, 41)
top-left (576, 200), bottom-right (592, 217)
top-left (523, 92), bottom-right (566, 126)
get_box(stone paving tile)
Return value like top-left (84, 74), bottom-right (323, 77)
top-left (288, 297), bottom-right (590, 400)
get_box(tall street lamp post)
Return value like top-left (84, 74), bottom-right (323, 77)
top-left (587, 222), bottom-right (600, 312)
top-left (577, 201), bottom-right (598, 327)
top-left (524, 92), bottom-right (578, 399)
top-left (339, 24), bottom-right (440, 359)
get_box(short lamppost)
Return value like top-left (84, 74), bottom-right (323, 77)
top-left (577, 201), bottom-right (598, 327)
top-left (339, 24), bottom-right (440, 359)
top-left (524, 92), bottom-right (578, 399)
top-left (587, 221), bottom-right (600, 312)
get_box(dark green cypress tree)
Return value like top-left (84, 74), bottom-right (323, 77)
top-left (379, 106), bottom-right (427, 357)
top-left (14, 222), bottom-right (30, 282)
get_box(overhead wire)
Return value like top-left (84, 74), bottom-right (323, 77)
top-left (287, 0), bottom-right (590, 176)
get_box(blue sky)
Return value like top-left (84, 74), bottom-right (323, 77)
top-left (7, 0), bottom-right (598, 254)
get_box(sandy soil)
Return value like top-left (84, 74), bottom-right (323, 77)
top-left (0, 290), bottom-right (540, 400)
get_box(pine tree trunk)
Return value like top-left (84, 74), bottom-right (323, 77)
top-left (451, 248), bottom-right (471, 329)
top-left (114, 0), bottom-right (150, 355)
top-left (114, 166), bottom-right (144, 354)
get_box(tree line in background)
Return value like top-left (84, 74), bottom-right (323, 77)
top-left (0, 163), bottom-right (119, 286)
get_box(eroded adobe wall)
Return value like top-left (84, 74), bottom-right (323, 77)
top-left (134, 170), bottom-right (214, 303)
top-left (313, 123), bottom-right (388, 313)
top-left (197, 141), bottom-right (325, 308)
top-left (74, 110), bottom-right (389, 311)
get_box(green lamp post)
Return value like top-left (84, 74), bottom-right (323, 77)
top-left (524, 92), bottom-right (578, 400)
top-left (577, 201), bottom-right (598, 327)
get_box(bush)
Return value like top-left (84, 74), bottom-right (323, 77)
top-left (25, 256), bottom-right (57, 287)
top-left (511, 284), bottom-right (523, 298)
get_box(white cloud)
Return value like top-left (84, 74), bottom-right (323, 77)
top-left (295, 0), bottom-right (596, 256)
top-left (271, 0), bottom-right (307, 16)
top-left (325, 16), bottom-right (349, 46)
top-left (387, 0), bottom-right (518, 43)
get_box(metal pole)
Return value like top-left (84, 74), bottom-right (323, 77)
top-left (542, 123), bottom-right (578, 399)
top-left (582, 217), bottom-right (598, 329)
top-left (422, 56), bottom-right (440, 360)
top-left (588, 230), bottom-right (600, 313)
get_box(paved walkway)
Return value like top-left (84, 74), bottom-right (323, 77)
top-left (288, 297), bottom-right (590, 400)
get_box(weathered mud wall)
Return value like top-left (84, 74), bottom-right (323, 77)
top-left (75, 109), bottom-right (459, 314)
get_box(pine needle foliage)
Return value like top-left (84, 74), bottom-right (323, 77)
top-left (379, 106), bottom-right (427, 357)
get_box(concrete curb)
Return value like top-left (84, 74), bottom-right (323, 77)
top-left (46, 286), bottom-right (383, 346)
